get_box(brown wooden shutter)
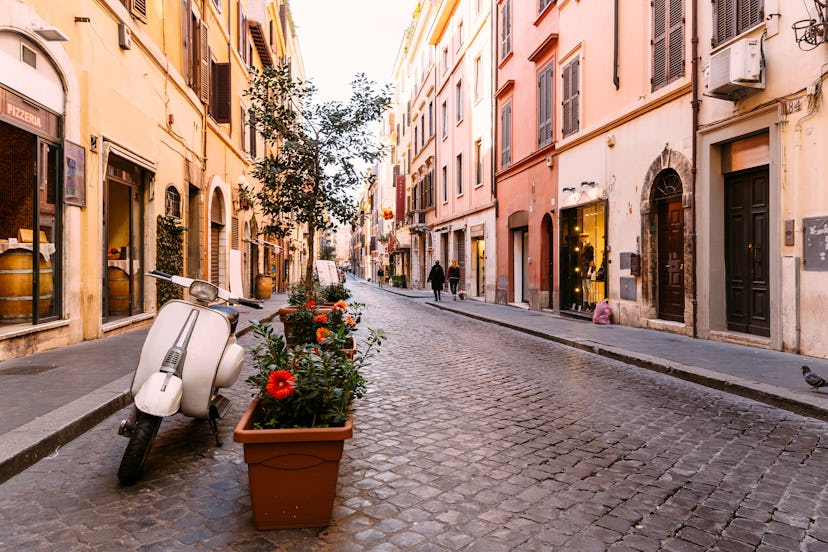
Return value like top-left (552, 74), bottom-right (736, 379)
top-left (199, 23), bottom-right (210, 104)
top-left (562, 63), bottom-right (571, 136)
top-left (501, 103), bottom-right (511, 167)
top-left (211, 62), bottom-right (231, 124)
top-left (131, 0), bottom-right (147, 21)
top-left (182, 0), bottom-right (191, 86)
top-left (538, 64), bottom-right (553, 147)
top-left (571, 58), bottom-right (580, 133)
top-left (231, 217), bottom-right (239, 250)
top-left (668, 0), bottom-right (684, 81)
top-left (652, 0), bottom-right (667, 90)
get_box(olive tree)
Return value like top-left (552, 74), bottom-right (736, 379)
top-left (246, 65), bottom-right (390, 286)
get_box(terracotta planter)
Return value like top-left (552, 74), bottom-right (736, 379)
top-left (233, 398), bottom-right (352, 530)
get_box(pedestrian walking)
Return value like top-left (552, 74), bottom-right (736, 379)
top-left (448, 260), bottom-right (460, 300)
top-left (377, 267), bottom-right (384, 288)
top-left (427, 260), bottom-right (445, 301)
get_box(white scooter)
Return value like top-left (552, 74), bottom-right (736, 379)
top-left (116, 270), bottom-right (262, 485)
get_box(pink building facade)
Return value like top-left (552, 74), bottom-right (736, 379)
top-left (494, 0), bottom-right (559, 308)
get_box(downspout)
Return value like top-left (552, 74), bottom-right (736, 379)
top-left (613, 0), bottom-right (620, 90)
top-left (492, 2), bottom-right (498, 219)
top-left (690, 0), bottom-right (699, 338)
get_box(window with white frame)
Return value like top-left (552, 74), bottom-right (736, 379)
top-left (456, 153), bottom-right (463, 196)
top-left (455, 80), bottom-right (463, 123)
top-left (501, 101), bottom-right (512, 168)
top-left (562, 57), bottom-right (580, 137)
top-left (500, 0), bottom-right (512, 60)
top-left (538, 62), bottom-right (554, 147)
top-left (442, 165), bottom-right (448, 203)
top-left (474, 56), bottom-right (482, 101)
top-left (474, 139), bottom-right (483, 187)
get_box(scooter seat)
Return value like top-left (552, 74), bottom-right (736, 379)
top-left (208, 305), bottom-right (239, 333)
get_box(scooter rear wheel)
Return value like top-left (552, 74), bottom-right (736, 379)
top-left (117, 412), bottom-right (162, 485)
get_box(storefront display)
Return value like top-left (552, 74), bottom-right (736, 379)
top-left (560, 201), bottom-right (607, 314)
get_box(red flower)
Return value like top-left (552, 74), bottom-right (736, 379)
top-left (313, 314), bottom-right (328, 323)
top-left (266, 370), bottom-right (295, 400)
top-left (316, 328), bottom-right (331, 343)
top-left (305, 300), bottom-right (316, 308)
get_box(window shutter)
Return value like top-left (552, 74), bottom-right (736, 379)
top-left (182, 0), bottom-right (191, 85)
top-left (714, 0), bottom-right (735, 46)
top-left (237, 1), bottom-right (244, 56)
top-left (199, 23), bottom-right (210, 104)
top-left (501, 1), bottom-right (512, 59)
top-left (212, 62), bottom-right (231, 123)
top-left (538, 65), bottom-right (553, 147)
top-left (501, 103), bottom-right (511, 167)
top-left (562, 64), bottom-right (571, 136)
top-left (652, 0), bottom-right (667, 90)
top-left (668, 0), bottom-right (684, 81)
top-left (131, 0), bottom-right (148, 22)
top-left (571, 58), bottom-right (580, 133)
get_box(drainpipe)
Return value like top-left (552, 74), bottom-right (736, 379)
top-left (492, 1), bottom-right (498, 219)
top-left (613, 0), bottom-right (620, 90)
top-left (690, 0), bottom-right (699, 338)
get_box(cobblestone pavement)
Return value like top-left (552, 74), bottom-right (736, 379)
top-left (3, 284), bottom-right (828, 551)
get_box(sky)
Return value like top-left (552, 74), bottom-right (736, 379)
top-left (288, 0), bottom-right (418, 103)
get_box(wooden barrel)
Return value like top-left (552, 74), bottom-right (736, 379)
top-left (107, 266), bottom-right (130, 315)
top-left (0, 249), bottom-right (53, 323)
top-left (255, 274), bottom-right (273, 300)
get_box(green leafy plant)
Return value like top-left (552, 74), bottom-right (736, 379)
top-left (285, 299), bottom-right (362, 347)
top-left (288, 281), bottom-right (320, 306)
top-left (320, 283), bottom-right (351, 303)
top-left (156, 215), bottom-right (186, 308)
top-left (246, 321), bottom-right (386, 428)
top-left (246, 65), bottom-right (391, 286)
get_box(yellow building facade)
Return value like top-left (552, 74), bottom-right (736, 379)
top-left (0, 0), bottom-right (302, 361)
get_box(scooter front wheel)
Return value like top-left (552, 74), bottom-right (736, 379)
top-left (117, 412), bottom-right (162, 485)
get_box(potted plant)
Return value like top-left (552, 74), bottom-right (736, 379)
top-left (234, 316), bottom-right (385, 530)
top-left (320, 283), bottom-right (351, 304)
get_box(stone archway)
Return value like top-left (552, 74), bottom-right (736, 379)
top-left (639, 146), bottom-right (694, 329)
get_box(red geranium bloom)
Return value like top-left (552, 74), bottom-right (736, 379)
top-left (313, 314), bottom-right (328, 323)
top-left (333, 300), bottom-right (348, 311)
top-left (316, 328), bottom-right (331, 343)
top-left (305, 299), bottom-right (316, 308)
top-left (266, 370), bottom-right (295, 400)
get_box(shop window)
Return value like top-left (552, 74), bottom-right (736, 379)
top-left (560, 202), bottom-right (606, 313)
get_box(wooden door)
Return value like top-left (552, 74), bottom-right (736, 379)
top-left (725, 167), bottom-right (769, 337)
top-left (657, 198), bottom-right (684, 321)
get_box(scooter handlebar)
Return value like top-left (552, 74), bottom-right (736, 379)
top-left (148, 270), bottom-right (174, 280)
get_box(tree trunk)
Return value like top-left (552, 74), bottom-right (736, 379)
top-left (304, 224), bottom-right (315, 286)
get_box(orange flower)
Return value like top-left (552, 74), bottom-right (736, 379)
top-left (333, 300), bottom-right (348, 311)
top-left (266, 370), bottom-right (295, 400)
top-left (305, 300), bottom-right (316, 308)
top-left (316, 328), bottom-right (331, 343)
top-left (313, 314), bottom-right (328, 323)
top-left (346, 315), bottom-right (357, 327)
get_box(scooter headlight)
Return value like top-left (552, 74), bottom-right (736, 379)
top-left (190, 280), bottom-right (219, 302)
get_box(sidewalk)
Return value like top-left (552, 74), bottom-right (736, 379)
top-left (375, 283), bottom-right (828, 422)
top-left (0, 292), bottom-right (287, 484)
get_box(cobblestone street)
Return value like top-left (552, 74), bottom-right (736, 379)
top-left (3, 283), bottom-right (828, 551)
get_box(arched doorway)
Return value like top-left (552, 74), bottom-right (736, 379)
top-left (210, 188), bottom-right (226, 287)
top-left (654, 170), bottom-right (684, 321)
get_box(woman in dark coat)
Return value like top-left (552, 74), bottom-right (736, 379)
top-left (427, 260), bottom-right (446, 301)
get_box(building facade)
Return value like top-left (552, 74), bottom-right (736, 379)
top-left (494, 0), bottom-right (559, 308)
top-left (0, 0), bottom-right (302, 361)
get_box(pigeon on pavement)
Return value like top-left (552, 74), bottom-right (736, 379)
top-left (802, 365), bottom-right (828, 392)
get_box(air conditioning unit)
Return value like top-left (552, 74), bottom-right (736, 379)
top-left (706, 38), bottom-right (764, 98)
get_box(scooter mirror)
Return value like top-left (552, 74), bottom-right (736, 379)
top-left (190, 280), bottom-right (219, 303)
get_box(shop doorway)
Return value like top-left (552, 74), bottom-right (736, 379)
top-left (472, 237), bottom-right (485, 296)
top-left (561, 202), bottom-right (606, 314)
top-left (0, 120), bottom-right (61, 326)
top-left (655, 171), bottom-right (684, 322)
top-left (512, 228), bottom-right (529, 303)
top-left (103, 156), bottom-right (145, 321)
top-left (725, 166), bottom-right (770, 337)
top-left (210, 188), bottom-right (226, 287)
